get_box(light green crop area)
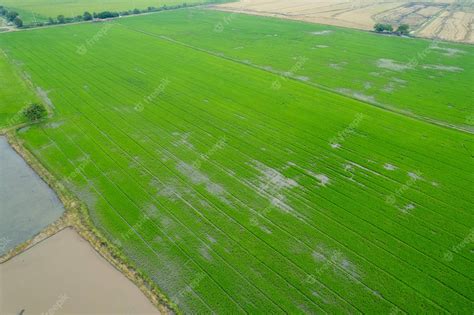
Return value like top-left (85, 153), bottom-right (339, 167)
top-left (121, 9), bottom-right (474, 130)
top-left (0, 0), bottom-right (228, 23)
top-left (0, 49), bottom-right (39, 129)
top-left (0, 8), bottom-right (473, 313)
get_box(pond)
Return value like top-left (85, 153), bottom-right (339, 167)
top-left (0, 136), bottom-right (64, 256)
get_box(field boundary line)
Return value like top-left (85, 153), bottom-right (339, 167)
top-left (55, 128), bottom-right (241, 313)
top-left (64, 118), bottom-right (292, 313)
top-left (0, 132), bottom-right (176, 314)
top-left (41, 31), bottom-right (474, 276)
top-left (34, 32), bottom-right (474, 274)
top-left (40, 127), bottom-right (217, 314)
top-left (9, 44), bottom-right (317, 314)
top-left (0, 2), bottom-right (232, 34)
top-left (67, 60), bottom-right (461, 311)
top-left (118, 22), bottom-right (474, 136)
top-left (79, 30), bottom-right (472, 228)
top-left (38, 44), bottom-right (357, 312)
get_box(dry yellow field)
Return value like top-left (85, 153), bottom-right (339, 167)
top-left (214, 0), bottom-right (474, 44)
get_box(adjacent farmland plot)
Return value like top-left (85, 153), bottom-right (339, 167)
top-left (1, 9), bottom-right (473, 313)
top-left (214, 0), bottom-right (474, 44)
top-left (0, 49), bottom-right (39, 129)
top-left (0, 0), bottom-right (229, 23)
top-left (120, 9), bottom-right (474, 131)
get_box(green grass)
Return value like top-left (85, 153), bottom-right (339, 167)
top-left (0, 0), bottom-right (229, 23)
top-left (0, 48), bottom-right (39, 129)
top-left (119, 9), bottom-right (474, 130)
top-left (1, 8), bottom-right (473, 313)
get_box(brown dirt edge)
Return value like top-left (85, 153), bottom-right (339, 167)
top-left (0, 131), bottom-right (178, 315)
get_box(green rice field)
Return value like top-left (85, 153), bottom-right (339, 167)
top-left (0, 0), bottom-right (226, 23)
top-left (121, 9), bottom-right (474, 130)
top-left (0, 49), bottom-right (39, 129)
top-left (0, 8), bottom-right (473, 313)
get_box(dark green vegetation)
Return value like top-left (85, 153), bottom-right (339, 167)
top-left (374, 23), bottom-right (410, 36)
top-left (0, 8), bottom-right (473, 313)
top-left (374, 23), bottom-right (393, 33)
top-left (23, 103), bottom-right (46, 122)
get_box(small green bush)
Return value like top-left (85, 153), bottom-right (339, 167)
top-left (23, 103), bottom-right (47, 122)
top-left (396, 24), bottom-right (410, 36)
top-left (374, 23), bottom-right (393, 33)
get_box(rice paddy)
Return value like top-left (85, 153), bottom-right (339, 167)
top-left (0, 7), bottom-right (473, 313)
top-left (0, 0), bottom-right (227, 23)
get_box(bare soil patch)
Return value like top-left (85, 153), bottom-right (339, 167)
top-left (0, 228), bottom-right (160, 315)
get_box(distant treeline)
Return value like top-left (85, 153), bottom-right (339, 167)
top-left (0, 1), bottom-right (221, 29)
top-left (373, 23), bottom-right (410, 36)
top-left (0, 6), bottom-right (23, 27)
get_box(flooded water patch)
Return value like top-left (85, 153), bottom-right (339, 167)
top-left (0, 136), bottom-right (64, 256)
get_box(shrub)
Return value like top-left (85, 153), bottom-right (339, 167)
top-left (13, 16), bottom-right (23, 27)
top-left (374, 23), bottom-right (393, 33)
top-left (23, 103), bottom-right (47, 122)
top-left (396, 24), bottom-right (410, 36)
top-left (83, 11), bottom-right (92, 21)
top-left (5, 11), bottom-right (18, 22)
top-left (96, 11), bottom-right (119, 19)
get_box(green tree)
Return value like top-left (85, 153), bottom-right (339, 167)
top-left (5, 11), bottom-right (19, 22)
top-left (396, 24), bottom-right (410, 35)
top-left (83, 11), bottom-right (93, 21)
top-left (13, 16), bottom-right (22, 27)
top-left (23, 103), bottom-right (47, 122)
top-left (57, 15), bottom-right (66, 23)
top-left (374, 23), bottom-right (393, 33)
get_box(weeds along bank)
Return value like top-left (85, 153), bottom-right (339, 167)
top-left (0, 7), bottom-right (473, 313)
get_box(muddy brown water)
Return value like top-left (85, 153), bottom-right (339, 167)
top-left (0, 227), bottom-right (160, 314)
top-left (0, 136), bottom-right (64, 256)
